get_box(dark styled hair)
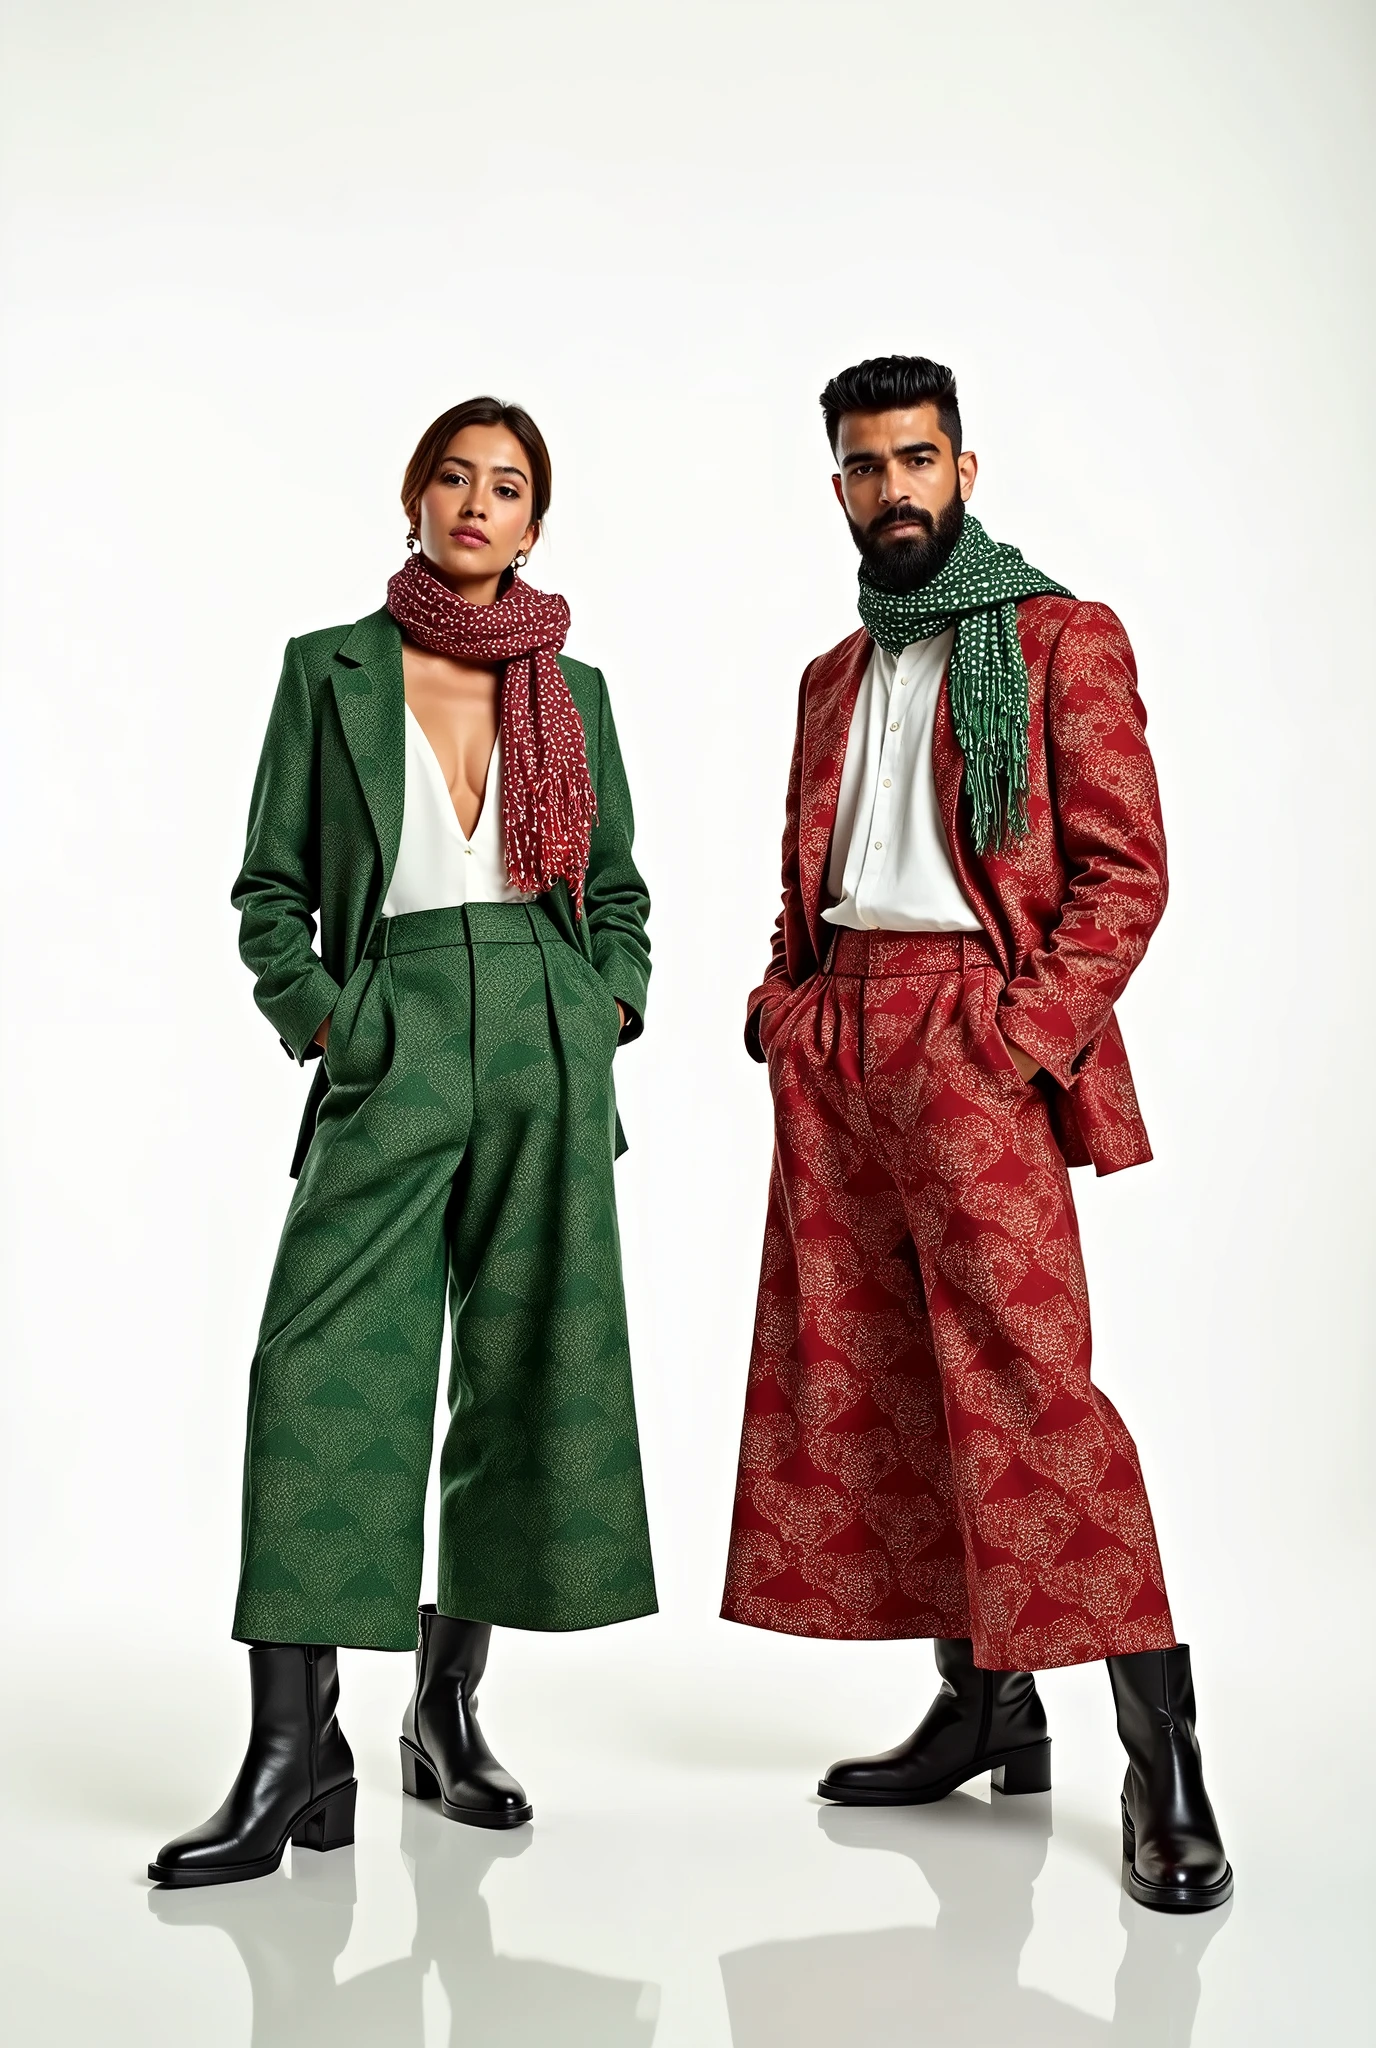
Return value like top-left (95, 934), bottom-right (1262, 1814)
top-left (820, 355), bottom-right (961, 457)
top-left (401, 396), bottom-right (553, 530)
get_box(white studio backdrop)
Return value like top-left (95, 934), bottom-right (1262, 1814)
top-left (1, 0), bottom-right (1373, 1779)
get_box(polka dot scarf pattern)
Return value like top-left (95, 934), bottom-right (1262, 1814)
top-left (386, 555), bottom-right (597, 912)
top-left (856, 514), bottom-right (1072, 854)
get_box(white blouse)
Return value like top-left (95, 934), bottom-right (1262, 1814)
top-left (822, 627), bottom-right (981, 934)
top-left (381, 705), bottom-right (532, 917)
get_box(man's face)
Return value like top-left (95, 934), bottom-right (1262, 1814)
top-left (832, 403), bottom-right (978, 592)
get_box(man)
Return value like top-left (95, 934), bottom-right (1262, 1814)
top-left (721, 356), bottom-right (1230, 1913)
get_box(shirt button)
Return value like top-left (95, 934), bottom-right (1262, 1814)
top-left (890, 721), bottom-right (899, 732)
top-left (883, 777), bottom-right (892, 787)
top-left (874, 839), bottom-right (883, 850)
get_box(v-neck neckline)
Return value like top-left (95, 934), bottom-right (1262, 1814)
top-left (403, 701), bottom-right (497, 846)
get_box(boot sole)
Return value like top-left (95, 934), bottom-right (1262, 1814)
top-left (1121, 1801), bottom-right (1234, 1913)
top-left (818, 1740), bottom-right (1052, 1806)
top-left (399, 1738), bottom-right (532, 1829)
top-left (147, 1778), bottom-right (358, 1888)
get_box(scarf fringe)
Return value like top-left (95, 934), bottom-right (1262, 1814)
top-left (856, 516), bottom-right (1070, 855)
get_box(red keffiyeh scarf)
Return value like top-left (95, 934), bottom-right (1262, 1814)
top-left (386, 555), bottom-right (596, 912)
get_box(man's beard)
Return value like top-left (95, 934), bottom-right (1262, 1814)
top-left (849, 488), bottom-right (966, 593)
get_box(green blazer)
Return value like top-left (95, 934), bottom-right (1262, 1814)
top-left (232, 606), bottom-right (651, 1173)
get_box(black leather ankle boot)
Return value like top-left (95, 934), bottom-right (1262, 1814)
top-left (818, 1637), bottom-right (1051, 1805)
top-left (149, 1644), bottom-right (356, 1888)
top-left (399, 1606), bottom-right (531, 1829)
top-left (1108, 1644), bottom-right (1232, 1912)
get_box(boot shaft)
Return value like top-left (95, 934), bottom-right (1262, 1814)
top-left (403, 1607), bottom-right (494, 1752)
top-left (248, 1641), bottom-right (337, 1718)
top-left (1108, 1645), bottom-right (1201, 1766)
top-left (1109, 1642), bottom-right (1219, 1845)
top-left (414, 1606), bottom-right (492, 1702)
top-left (933, 1638), bottom-right (1046, 1741)
top-left (246, 1643), bottom-right (352, 1788)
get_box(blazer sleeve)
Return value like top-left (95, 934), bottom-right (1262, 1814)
top-left (744, 662), bottom-right (811, 1061)
top-left (997, 602), bottom-right (1168, 1088)
top-left (583, 668), bottom-right (651, 1044)
top-left (230, 638), bottom-right (344, 1064)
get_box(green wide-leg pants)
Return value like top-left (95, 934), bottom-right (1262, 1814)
top-left (233, 902), bottom-right (657, 1650)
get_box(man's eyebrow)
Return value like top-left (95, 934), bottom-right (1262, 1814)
top-left (841, 440), bottom-right (940, 468)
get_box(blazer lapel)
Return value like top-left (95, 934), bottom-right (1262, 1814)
top-left (332, 608), bottom-right (406, 891)
top-left (799, 629), bottom-right (870, 953)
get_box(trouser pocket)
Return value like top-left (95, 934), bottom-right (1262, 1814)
top-left (323, 960), bottom-right (380, 1086)
top-left (761, 974), bottom-right (818, 1063)
top-left (562, 946), bottom-right (623, 1051)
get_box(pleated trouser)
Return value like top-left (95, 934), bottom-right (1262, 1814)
top-left (721, 928), bottom-right (1174, 1671)
top-left (234, 901), bottom-right (656, 1650)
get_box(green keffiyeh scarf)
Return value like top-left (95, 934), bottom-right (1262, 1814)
top-left (857, 513), bottom-right (1071, 853)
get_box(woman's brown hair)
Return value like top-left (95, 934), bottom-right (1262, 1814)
top-left (401, 397), bottom-right (553, 532)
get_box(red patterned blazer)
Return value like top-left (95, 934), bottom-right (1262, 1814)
top-left (746, 596), bottom-right (1167, 1175)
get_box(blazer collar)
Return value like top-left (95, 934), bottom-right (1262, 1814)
top-left (332, 607), bottom-right (405, 889)
top-left (799, 628), bottom-right (871, 949)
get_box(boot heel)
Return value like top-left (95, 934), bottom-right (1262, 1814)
top-left (400, 1740), bottom-right (440, 1800)
top-left (991, 1742), bottom-right (1052, 1795)
top-left (292, 1778), bottom-right (357, 1852)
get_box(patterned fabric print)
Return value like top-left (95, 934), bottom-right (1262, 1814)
top-left (235, 910), bottom-right (655, 1649)
top-left (856, 515), bottom-right (1071, 853)
top-left (386, 557), bottom-right (597, 910)
top-left (722, 953), bottom-right (1175, 1670)
top-left (745, 597), bottom-right (1167, 1175)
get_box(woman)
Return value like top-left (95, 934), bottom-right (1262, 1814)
top-left (151, 398), bottom-right (655, 1887)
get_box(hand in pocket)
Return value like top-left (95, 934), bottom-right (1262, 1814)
top-left (1000, 1031), bottom-right (1040, 1084)
top-left (761, 977), bottom-right (815, 1059)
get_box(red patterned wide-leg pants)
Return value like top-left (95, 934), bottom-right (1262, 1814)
top-left (721, 930), bottom-right (1175, 1671)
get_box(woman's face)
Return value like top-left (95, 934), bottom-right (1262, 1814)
top-left (416, 424), bottom-right (540, 601)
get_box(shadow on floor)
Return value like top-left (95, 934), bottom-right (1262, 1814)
top-left (148, 1801), bottom-right (659, 2047)
top-left (721, 1795), bottom-right (1229, 2048)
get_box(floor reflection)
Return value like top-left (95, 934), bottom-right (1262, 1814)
top-left (149, 1803), bottom-right (659, 2047)
top-left (721, 1797), bottom-right (1228, 2048)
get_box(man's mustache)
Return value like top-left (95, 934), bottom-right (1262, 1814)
top-left (866, 501), bottom-right (935, 540)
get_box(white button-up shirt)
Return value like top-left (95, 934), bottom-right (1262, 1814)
top-left (822, 627), bottom-right (981, 934)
